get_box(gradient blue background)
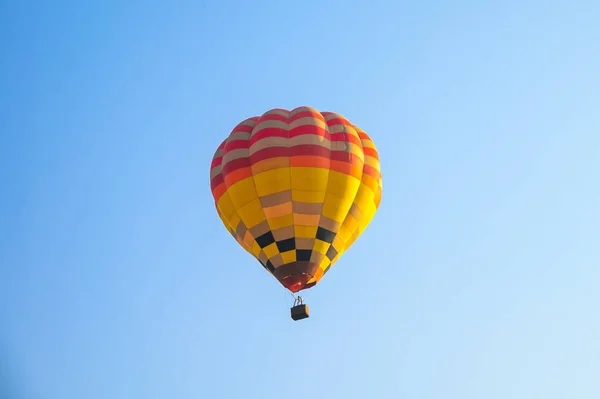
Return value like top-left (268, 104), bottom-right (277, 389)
top-left (1, 1), bottom-right (599, 398)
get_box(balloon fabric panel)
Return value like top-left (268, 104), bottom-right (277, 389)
top-left (210, 106), bottom-right (382, 293)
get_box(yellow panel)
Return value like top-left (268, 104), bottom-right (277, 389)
top-left (216, 192), bottom-right (236, 220)
top-left (293, 213), bottom-right (320, 226)
top-left (295, 225), bottom-right (317, 238)
top-left (226, 212), bottom-right (241, 232)
top-left (313, 239), bottom-right (330, 254)
top-left (332, 235), bottom-right (345, 251)
top-left (292, 190), bottom-right (326, 203)
top-left (337, 220), bottom-right (354, 242)
top-left (346, 233), bottom-right (360, 249)
top-left (268, 214), bottom-right (294, 230)
top-left (355, 202), bottom-right (377, 234)
top-left (263, 202), bottom-right (293, 219)
top-left (360, 139), bottom-right (376, 149)
top-left (348, 142), bottom-right (366, 158)
top-left (251, 241), bottom-right (261, 256)
top-left (226, 177), bottom-right (259, 208)
top-left (361, 174), bottom-right (379, 193)
top-left (321, 193), bottom-right (353, 223)
top-left (343, 214), bottom-right (358, 234)
top-left (280, 250), bottom-right (296, 263)
top-left (353, 186), bottom-right (376, 211)
top-left (290, 167), bottom-right (329, 191)
top-left (319, 257), bottom-right (330, 269)
top-left (351, 227), bottom-right (362, 243)
top-left (237, 199), bottom-right (266, 228)
top-left (359, 200), bottom-right (377, 220)
top-left (364, 155), bottom-right (380, 169)
top-left (243, 230), bottom-right (254, 247)
top-left (325, 170), bottom-right (361, 199)
top-left (253, 168), bottom-right (291, 196)
top-left (263, 242), bottom-right (279, 258)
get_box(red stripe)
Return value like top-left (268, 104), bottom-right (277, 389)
top-left (329, 132), bottom-right (362, 147)
top-left (258, 113), bottom-right (288, 123)
top-left (231, 124), bottom-right (254, 134)
top-left (331, 151), bottom-right (364, 166)
top-left (363, 164), bottom-right (380, 179)
top-left (211, 156), bottom-right (223, 168)
top-left (290, 155), bottom-right (330, 168)
top-left (289, 144), bottom-right (330, 158)
top-left (222, 157), bottom-right (251, 175)
top-left (329, 132), bottom-right (347, 141)
top-left (217, 138), bottom-right (229, 149)
top-left (290, 144), bottom-right (331, 158)
top-left (225, 139), bottom-right (250, 150)
top-left (247, 144), bottom-right (369, 164)
top-left (290, 110), bottom-right (324, 122)
top-left (250, 146), bottom-right (288, 163)
top-left (330, 150), bottom-right (350, 163)
top-left (358, 132), bottom-right (371, 141)
top-left (325, 117), bottom-right (349, 127)
top-left (289, 125), bottom-right (330, 139)
top-left (250, 128), bottom-right (288, 144)
top-left (210, 174), bottom-right (224, 190)
top-left (363, 147), bottom-right (379, 159)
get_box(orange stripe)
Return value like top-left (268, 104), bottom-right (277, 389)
top-left (363, 147), bottom-right (379, 160)
top-left (374, 186), bottom-right (382, 208)
top-left (293, 213), bottom-right (320, 225)
top-left (251, 157), bottom-right (290, 174)
top-left (290, 155), bottom-right (330, 168)
top-left (263, 202), bottom-right (293, 218)
top-left (361, 174), bottom-right (379, 192)
top-left (330, 160), bottom-right (362, 179)
top-left (363, 164), bottom-right (381, 180)
top-left (357, 132), bottom-right (371, 140)
top-left (313, 267), bottom-right (324, 280)
top-left (212, 183), bottom-right (226, 202)
top-left (223, 166), bottom-right (253, 187)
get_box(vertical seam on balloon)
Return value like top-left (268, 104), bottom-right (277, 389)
top-left (210, 140), bottom-right (226, 221)
top-left (324, 121), bottom-right (366, 274)
top-left (246, 113), bottom-right (275, 274)
top-left (336, 125), bottom-right (370, 257)
top-left (285, 108), bottom-right (295, 266)
top-left (214, 134), bottom-right (240, 243)
top-left (221, 118), bottom-right (267, 265)
top-left (315, 110), bottom-right (334, 275)
top-left (211, 152), bottom-right (244, 250)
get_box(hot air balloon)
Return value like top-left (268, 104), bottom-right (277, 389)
top-left (209, 106), bottom-right (382, 320)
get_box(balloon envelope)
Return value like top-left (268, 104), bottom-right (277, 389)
top-left (210, 106), bottom-right (382, 293)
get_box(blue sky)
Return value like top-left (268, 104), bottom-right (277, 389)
top-left (1, 1), bottom-right (599, 398)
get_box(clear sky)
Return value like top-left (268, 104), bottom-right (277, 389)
top-left (1, 1), bottom-right (599, 398)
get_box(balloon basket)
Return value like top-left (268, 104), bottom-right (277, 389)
top-left (291, 304), bottom-right (309, 321)
top-left (290, 296), bottom-right (309, 321)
